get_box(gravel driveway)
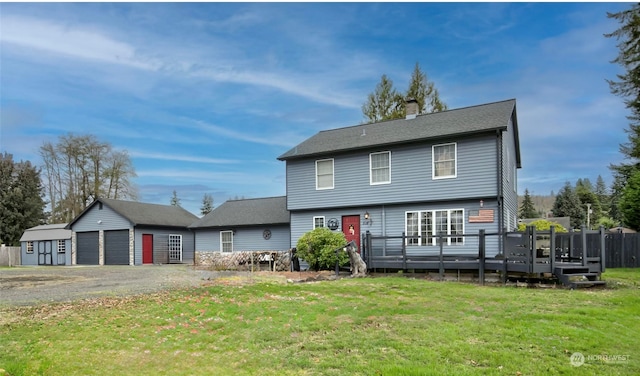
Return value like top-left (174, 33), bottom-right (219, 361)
top-left (0, 265), bottom-right (242, 307)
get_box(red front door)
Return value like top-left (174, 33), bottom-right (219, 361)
top-left (142, 234), bottom-right (153, 264)
top-left (342, 215), bottom-right (361, 252)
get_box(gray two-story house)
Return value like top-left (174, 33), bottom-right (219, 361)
top-left (277, 99), bottom-right (520, 259)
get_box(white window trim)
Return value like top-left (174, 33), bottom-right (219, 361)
top-left (220, 230), bottom-right (233, 253)
top-left (370, 151), bottom-right (391, 185)
top-left (57, 240), bottom-right (66, 254)
top-left (405, 209), bottom-right (465, 246)
top-left (315, 158), bottom-right (334, 190)
top-left (26, 241), bottom-right (34, 254)
top-left (313, 216), bottom-right (325, 229)
top-left (168, 234), bottom-right (183, 261)
top-left (432, 142), bottom-right (457, 180)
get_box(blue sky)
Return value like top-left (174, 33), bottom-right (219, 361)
top-left (0, 2), bottom-right (632, 215)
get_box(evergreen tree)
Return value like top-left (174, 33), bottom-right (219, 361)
top-left (170, 190), bottom-right (181, 207)
top-left (519, 189), bottom-right (538, 219)
top-left (361, 74), bottom-right (404, 122)
top-left (619, 170), bottom-right (640, 230)
top-left (362, 63), bottom-right (446, 123)
top-left (606, 4), bottom-right (640, 224)
top-left (594, 175), bottom-right (610, 216)
top-left (200, 193), bottom-right (214, 216)
top-left (575, 178), bottom-right (602, 228)
top-left (0, 153), bottom-right (47, 246)
top-left (406, 62), bottom-right (448, 115)
top-left (552, 182), bottom-right (585, 229)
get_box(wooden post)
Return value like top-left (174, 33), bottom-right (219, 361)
top-left (581, 226), bottom-right (588, 267)
top-left (550, 225), bottom-right (556, 272)
top-left (479, 229), bottom-right (485, 286)
top-left (599, 226), bottom-right (606, 273)
top-left (439, 232), bottom-right (445, 281)
top-left (366, 231), bottom-right (371, 267)
top-left (530, 226), bottom-right (537, 273)
top-left (502, 232), bottom-right (508, 284)
top-left (401, 231), bottom-right (407, 271)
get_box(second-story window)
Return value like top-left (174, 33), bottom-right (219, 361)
top-left (370, 151), bottom-right (391, 185)
top-left (316, 159), bottom-right (334, 190)
top-left (433, 143), bottom-right (457, 179)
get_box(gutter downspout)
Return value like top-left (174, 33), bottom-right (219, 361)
top-left (497, 129), bottom-right (504, 256)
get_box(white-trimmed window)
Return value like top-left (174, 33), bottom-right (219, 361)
top-left (313, 216), bottom-right (325, 229)
top-left (433, 143), bottom-right (457, 179)
top-left (370, 151), bottom-right (391, 185)
top-left (168, 234), bottom-right (183, 261)
top-left (220, 231), bottom-right (233, 253)
top-left (316, 159), bottom-right (334, 190)
top-left (26, 241), bottom-right (34, 254)
top-left (405, 209), bottom-right (464, 246)
top-left (57, 240), bottom-right (66, 254)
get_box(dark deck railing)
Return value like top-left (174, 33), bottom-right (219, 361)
top-left (360, 226), bottom-right (606, 285)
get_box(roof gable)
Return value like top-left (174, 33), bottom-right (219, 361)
top-left (67, 198), bottom-right (198, 229)
top-left (278, 99), bottom-right (517, 160)
top-left (190, 196), bottom-right (289, 228)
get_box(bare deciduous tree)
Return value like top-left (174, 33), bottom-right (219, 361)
top-left (39, 133), bottom-right (137, 222)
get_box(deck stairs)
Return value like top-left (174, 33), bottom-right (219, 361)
top-left (553, 266), bottom-right (606, 289)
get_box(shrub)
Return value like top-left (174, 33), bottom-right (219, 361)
top-left (296, 227), bottom-right (349, 271)
top-left (517, 219), bottom-right (568, 233)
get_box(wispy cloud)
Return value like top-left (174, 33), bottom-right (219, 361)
top-left (128, 150), bottom-right (239, 165)
top-left (0, 16), bottom-right (160, 70)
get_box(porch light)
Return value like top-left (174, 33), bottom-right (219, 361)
top-left (364, 211), bottom-right (370, 220)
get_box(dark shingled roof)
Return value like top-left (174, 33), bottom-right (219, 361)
top-left (189, 196), bottom-right (289, 228)
top-left (68, 198), bottom-right (198, 228)
top-left (278, 99), bottom-right (518, 161)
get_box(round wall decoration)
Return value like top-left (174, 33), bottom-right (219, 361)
top-left (263, 229), bottom-right (272, 240)
top-left (327, 218), bottom-right (339, 230)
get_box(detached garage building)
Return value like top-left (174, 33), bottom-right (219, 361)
top-left (67, 198), bottom-right (198, 265)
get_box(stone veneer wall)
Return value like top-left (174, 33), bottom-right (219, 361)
top-left (195, 250), bottom-right (291, 271)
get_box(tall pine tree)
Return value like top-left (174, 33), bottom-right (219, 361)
top-left (606, 4), bottom-right (640, 228)
top-left (552, 182), bottom-right (585, 229)
top-left (519, 189), bottom-right (538, 219)
top-left (362, 63), bottom-right (446, 123)
top-left (0, 153), bottom-right (47, 245)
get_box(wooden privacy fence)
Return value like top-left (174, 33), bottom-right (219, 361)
top-left (605, 233), bottom-right (640, 268)
top-left (0, 246), bottom-right (21, 266)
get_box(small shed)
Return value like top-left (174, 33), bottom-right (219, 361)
top-left (20, 224), bottom-right (72, 266)
top-left (67, 198), bottom-right (198, 265)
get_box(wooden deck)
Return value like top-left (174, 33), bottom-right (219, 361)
top-left (361, 227), bottom-right (607, 288)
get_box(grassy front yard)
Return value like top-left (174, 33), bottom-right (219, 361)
top-left (1, 270), bottom-right (639, 375)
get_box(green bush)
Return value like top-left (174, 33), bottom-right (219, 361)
top-left (296, 227), bottom-right (349, 271)
top-left (517, 219), bottom-right (568, 233)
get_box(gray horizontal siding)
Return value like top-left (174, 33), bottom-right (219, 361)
top-left (195, 225), bottom-right (290, 252)
top-left (20, 239), bottom-right (72, 266)
top-left (286, 135), bottom-right (498, 211)
top-left (70, 204), bottom-right (131, 232)
top-left (290, 200), bottom-right (501, 258)
top-left (134, 227), bottom-right (195, 265)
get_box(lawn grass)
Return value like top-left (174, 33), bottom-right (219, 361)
top-left (1, 270), bottom-right (639, 375)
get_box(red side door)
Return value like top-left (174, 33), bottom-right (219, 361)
top-left (342, 215), bottom-right (361, 253)
top-left (142, 234), bottom-right (153, 264)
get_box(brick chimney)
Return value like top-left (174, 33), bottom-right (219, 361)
top-left (405, 98), bottom-right (419, 120)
